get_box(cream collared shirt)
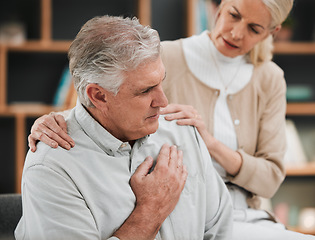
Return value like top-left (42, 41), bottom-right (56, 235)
top-left (15, 102), bottom-right (233, 240)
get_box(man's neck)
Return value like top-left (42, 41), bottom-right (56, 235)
top-left (128, 140), bottom-right (136, 147)
top-left (86, 106), bottom-right (138, 148)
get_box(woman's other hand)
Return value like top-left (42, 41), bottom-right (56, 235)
top-left (160, 104), bottom-right (214, 149)
top-left (28, 113), bottom-right (74, 152)
top-left (160, 104), bottom-right (242, 176)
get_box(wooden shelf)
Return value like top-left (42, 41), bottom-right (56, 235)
top-left (274, 42), bottom-right (315, 55)
top-left (286, 102), bottom-right (315, 116)
top-left (288, 226), bottom-right (315, 236)
top-left (286, 162), bottom-right (315, 176)
top-left (2, 103), bottom-right (62, 116)
top-left (1, 41), bottom-right (71, 53)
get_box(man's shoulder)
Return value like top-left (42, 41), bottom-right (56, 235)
top-left (23, 142), bottom-right (74, 172)
top-left (157, 115), bottom-right (196, 137)
top-left (148, 116), bottom-right (211, 177)
top-left (153, 115), bottom-right (204, 151)
top-left (24, 109), bottom-right (82, 170)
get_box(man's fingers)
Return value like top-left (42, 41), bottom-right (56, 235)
top-left (168, 145), bottom-right (179, 169)
top-left (181, 165), bottom-right (188, 187)
top-left (155, 144), bottom-right (171, 169)
top-left (177, 150), bottom-right (183, 169)
top-left (133, 156), bottom-right (154, 178)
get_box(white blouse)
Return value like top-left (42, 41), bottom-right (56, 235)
top-left (182, 31), bottom-right (254, 180)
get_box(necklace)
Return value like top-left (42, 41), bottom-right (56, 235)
top-left (209, 48), bottom-right (242, 92)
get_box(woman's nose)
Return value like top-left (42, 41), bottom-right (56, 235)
top-left (231, 23), bottom-right (245, 40)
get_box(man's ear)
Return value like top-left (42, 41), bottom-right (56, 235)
top-left (86, 83), bottom-right (107, 108)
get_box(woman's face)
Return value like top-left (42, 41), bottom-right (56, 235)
top-left (211, 0), bottom-right (272, 58)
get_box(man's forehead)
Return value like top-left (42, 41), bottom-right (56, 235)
top-left (123, 60), bottom-right (165, 88)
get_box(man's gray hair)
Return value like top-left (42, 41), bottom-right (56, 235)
top-left (68, 15), bottom-right (161, 107)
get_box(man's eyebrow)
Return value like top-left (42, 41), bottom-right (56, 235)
top-left (232, 6), bottom-right (265, 30)
top-left (137, 71), bottom-right (166, 94)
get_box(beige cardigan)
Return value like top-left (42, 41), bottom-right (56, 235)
top-left (161, 39), bottom-right (287, 208)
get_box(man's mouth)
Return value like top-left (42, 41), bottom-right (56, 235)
top-left (147, 113), bottom-right (159, 120)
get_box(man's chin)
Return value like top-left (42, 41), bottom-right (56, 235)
top-left (127, 121), bottom-right (159, 142)
top-left (141, 120), bottom-right (160, 137)
top-left (146, 120), bottom-right (159, 135)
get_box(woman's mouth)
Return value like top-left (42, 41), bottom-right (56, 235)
top-left (223, 38), bottom-right (239, 49)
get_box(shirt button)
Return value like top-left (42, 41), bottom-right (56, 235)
top-left (234, 119), bottom-right (240, 126)
top-left (120, 143), bottom-right (128, 148)
top-left (215, 90), bottom-right (219, 96)
top-left (228, 95), bottom-right (233, 100)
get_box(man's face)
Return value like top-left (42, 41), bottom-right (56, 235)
top-left (101, 56), bottom-right (168, 142)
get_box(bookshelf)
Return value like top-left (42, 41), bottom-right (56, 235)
top-left (286, 162), bottom-right (315, 176)
top-left (272, 31), bottom-right (315, 235)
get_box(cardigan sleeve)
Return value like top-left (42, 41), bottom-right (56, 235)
top-left (228, 62), bottom-right (287, 199)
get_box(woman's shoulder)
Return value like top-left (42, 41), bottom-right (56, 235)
top-left (252, 60), bottom-right (286, 93)
top-left (161, 39), bottom-right (183, 62)
top-left (254, 60), bottom-right (284, 78)
top-left (161, 39), bottom-right (189, 75)
top-left (161, 39), bottom-right (182, 49)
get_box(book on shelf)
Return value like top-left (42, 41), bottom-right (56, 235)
top-left (53, 66), bottom-right (72, 107)
top-left (194, 0), bottom-right (218, 34)
top-left (284, 119), bottom-right (307, 166)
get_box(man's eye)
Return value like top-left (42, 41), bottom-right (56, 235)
top-left (142, 88), bottom-right (151, 94)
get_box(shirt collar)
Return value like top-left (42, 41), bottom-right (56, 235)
top-left (74, 101), bottom-right (148, 156)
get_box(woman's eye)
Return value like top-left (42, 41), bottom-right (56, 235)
top-left (250, 26), bottom-right (259, 34)
top-left (230, 12), bottom-right (238, 19)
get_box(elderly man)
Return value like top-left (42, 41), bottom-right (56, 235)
top-left (15, 15), bottom-right (232, 240)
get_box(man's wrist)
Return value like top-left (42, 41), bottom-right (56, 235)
top-left (112, 204), bottom-right (162, 240)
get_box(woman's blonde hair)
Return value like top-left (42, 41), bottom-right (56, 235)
top-left (217, 0), bottom-right (294, 66)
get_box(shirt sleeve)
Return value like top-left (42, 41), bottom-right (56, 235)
top-left (194, 128), bottom-right (233, 240)
top-left (15, 164), bottom-right (115, 240)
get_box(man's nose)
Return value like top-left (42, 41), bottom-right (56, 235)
top-left (152, 85), bottom-right (168, 108)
